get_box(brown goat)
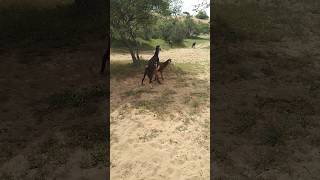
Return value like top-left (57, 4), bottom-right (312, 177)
top-left (153, 59), bottom-right (172, 82)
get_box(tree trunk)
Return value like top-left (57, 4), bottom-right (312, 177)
top-left (135, 46), bottom-right (140, 61)
top-left (120, 36), bottom-right (140, 63)
top-left (129, 48), bottom-right (138, 63)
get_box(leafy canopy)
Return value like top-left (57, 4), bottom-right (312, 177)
top-left (110, 0), bottom-right (171, 41)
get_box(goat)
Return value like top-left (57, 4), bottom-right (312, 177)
top-left (192, 42), bottom-right (196, 48)
top-left (141, 45), bottom-right (161, 85)
top-left (153, 59), bottom-right (172, 82)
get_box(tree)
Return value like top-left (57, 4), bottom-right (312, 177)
top-left (193, 0), bottom-right (210, 12)
top-left (195, 10), bottom-right (209, 20)
top-left (158, 18), bottom-right (186, 43)
top-left (184, 14), bottom-right (198, 37)
top-left (110, 0), bottom-right (170, 63)
top-left (170, 0), bottom-right (183, 17)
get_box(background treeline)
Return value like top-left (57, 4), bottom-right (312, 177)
top-left (143, 15), bottom-right (209, 43)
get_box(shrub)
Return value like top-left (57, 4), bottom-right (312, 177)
top-left (195, 10), bottom-right (209, 20)
top-left (159, 18), bottom-right (186, 43)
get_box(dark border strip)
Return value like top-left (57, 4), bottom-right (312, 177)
top-left (106, 0), bottom-right (110, 179)
top-left (210, 0), bottom-right (215, 179)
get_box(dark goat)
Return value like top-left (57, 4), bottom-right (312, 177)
top-left (141, 45), bottom-right (161, 85)
top-left (192, 42), bottom-right (196, 48)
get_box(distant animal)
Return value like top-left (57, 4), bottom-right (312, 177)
top-left (168, 40), bottom-right (173, 48)
top-left (153, 59), bottom-right (172, 82)
top-left (192, 42), bottom-right (196, 48)
top-left (141, 45), bottom-right (161, 85)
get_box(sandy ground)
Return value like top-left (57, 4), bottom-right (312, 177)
top-left (110, 42), bottom-right (210, 179)
top-left (212, 1), bottom-right (320, 179)
top-left (0, 41), bottom-right (108, 179)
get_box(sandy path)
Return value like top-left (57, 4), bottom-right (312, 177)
top-left (110, 45), bottom-right (210, 179)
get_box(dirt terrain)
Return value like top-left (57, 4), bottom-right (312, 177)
top-left (213, 1), bottom-right (320, 179)
top-left (0, 41), bottom-right (108, 179)
top-left (110, 39), bottom-right (210, 179)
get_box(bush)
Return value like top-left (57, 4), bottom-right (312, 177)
top-left (195, 10), bottom-right (209, 20)
top-left (169, 21), bottom-right (187, 43)
top-left (184, 15), bottom-right (199, 37)
top-left (158, 18), bottom-right (186, 43)
top-left (197, 22), bottom-right (209, 34)
top-left (113, 15), bottom-right (210, 47)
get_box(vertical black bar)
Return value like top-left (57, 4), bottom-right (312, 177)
top-left (106, 1), bottom-right (110, 180)
top-left (210, 0), bottom-right (215, 179)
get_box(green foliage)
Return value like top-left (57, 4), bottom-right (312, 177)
top-left (110, 1), bottom-right (209, 52)
top-left (110, 0), bottom-right (170, 38)
top-left (195, 10), bottom-right (209, 20)
top-left (110, 0), bottom-right (171, 61)
top-left (152, 17), bottom-right (209, 44)
top-left (184, 15), bottom-right (199, 37)
top-left (159, 19), bottom-right (187, 43)
top-left (169, 0), bottom-right (183, 16)
top-left (197, 22), bottom-right (210, 34)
